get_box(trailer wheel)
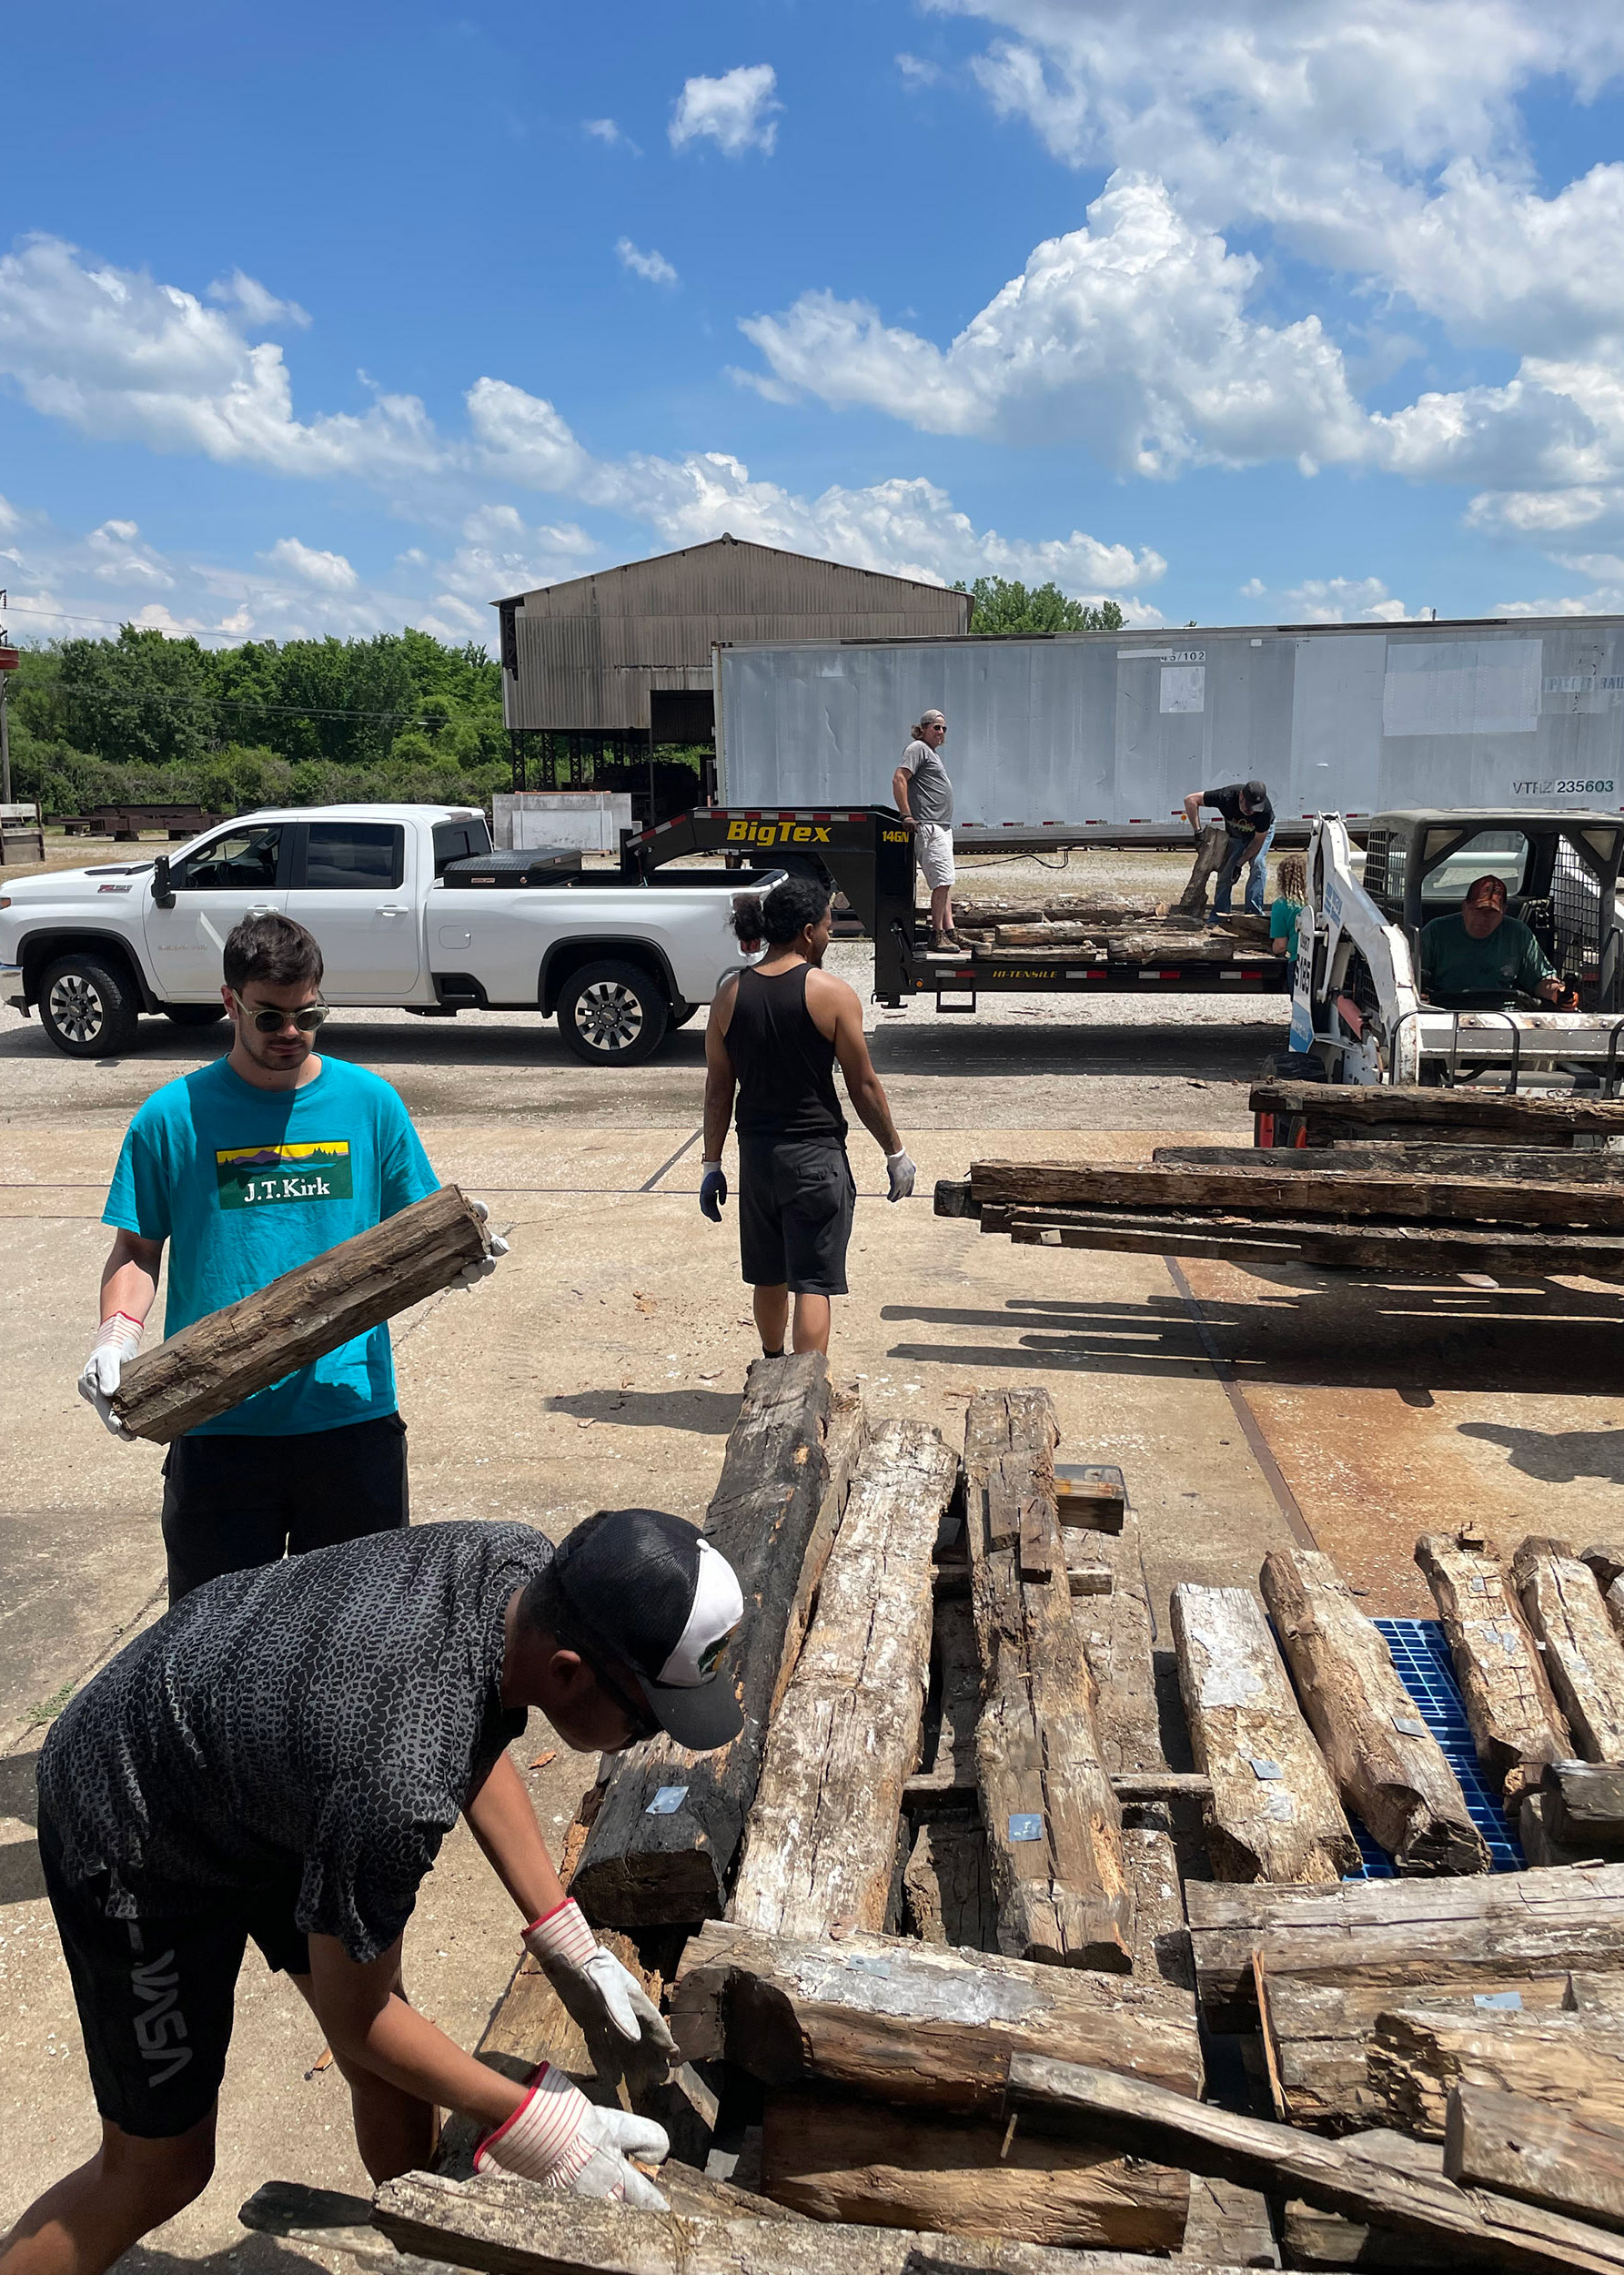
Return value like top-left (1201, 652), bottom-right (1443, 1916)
top-left (38, 953), bottom-right (142, 1057)
top-left (557, 960), bottom-right (670, 1067)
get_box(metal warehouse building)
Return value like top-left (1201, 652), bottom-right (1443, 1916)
top-left (493, 534), bottom-right (969, 793)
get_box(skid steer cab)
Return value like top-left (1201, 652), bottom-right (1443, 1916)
top-left (1285, 808), bottom-right (1624, 1091)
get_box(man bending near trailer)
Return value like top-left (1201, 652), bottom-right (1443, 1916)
top-left (0, 1510), bottom-right (746, 2275)
top-left (1182, 778), bottom-right (1276, 919)
top-left (1418, 874), bottom-right (1575, 1010)
top-left (77, 911), bottom-right (503, 1602)
top-left (699, 875), bottom-right (915, 1359)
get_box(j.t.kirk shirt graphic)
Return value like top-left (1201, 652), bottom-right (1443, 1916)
top-left (216, 1139), bottom-right (356, 1208)
top-left (105, 1058), bottom-right (437, 1436)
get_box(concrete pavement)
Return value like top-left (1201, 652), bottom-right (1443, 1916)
top-left (5, 949), bottom-right (1624, 2270)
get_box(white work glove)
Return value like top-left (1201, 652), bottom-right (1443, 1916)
top-left (458, 1198), bottom-right (509, 1287)
top-left (885, 1148), bottom-right (917, 1203)
top-left (78, 1313), bottom-right (143, 1441)
top-left (474, 2061), bottom-right (670, 2208)
top-left (523, 1897), bottom-right (677, 2058)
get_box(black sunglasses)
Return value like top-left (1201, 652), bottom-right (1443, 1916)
top-left (232, 991), bottom-right (328, 1035)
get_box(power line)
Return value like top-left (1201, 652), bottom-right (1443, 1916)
top-left (4, 602), bottom-right (265, 643)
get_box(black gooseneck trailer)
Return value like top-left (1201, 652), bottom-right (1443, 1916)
top-left (621, 804), bottom-right (1292, 1011)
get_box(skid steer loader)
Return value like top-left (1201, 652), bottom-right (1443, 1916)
top-left (1282, 808), bottom-right (1624, 1089)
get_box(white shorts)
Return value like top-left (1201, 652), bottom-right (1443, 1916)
top-left (915, 823), bottom-right (955, 890)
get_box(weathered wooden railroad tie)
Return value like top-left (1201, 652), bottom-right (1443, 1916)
top-left (244, 1355), bottom-right (1624, 2270)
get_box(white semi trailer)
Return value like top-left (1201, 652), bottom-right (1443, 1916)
top-left (714, 613), bottom-right (1624, 849)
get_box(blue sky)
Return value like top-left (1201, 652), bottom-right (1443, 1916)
top-left (6, 0), bottom-right (1624, 645)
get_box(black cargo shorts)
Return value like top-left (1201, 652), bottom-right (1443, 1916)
top-left (738, 1137), bottom-right (855, 1295)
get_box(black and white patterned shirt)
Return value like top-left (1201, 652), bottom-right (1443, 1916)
top-left (37, 1522), bottom-right (553, 1962)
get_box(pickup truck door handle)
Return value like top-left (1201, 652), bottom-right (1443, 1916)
top-left (379, 904), bottom-right (409, 915)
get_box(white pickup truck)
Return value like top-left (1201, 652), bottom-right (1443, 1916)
top-left (0, 802), bottom-right (777, 1066)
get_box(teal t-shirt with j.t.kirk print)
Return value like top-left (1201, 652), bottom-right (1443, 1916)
top-left (103, 1056), bottom-right (439, 1437)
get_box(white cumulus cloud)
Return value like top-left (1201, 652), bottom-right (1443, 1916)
top-left (670, 65), bottom-right (781, 157)
top-left (742, 175), bottom-right (1367, 474)
top-left (616, 238), bottom-right (678, 287)
top-left (207, 268), bottom-right (310, 329)
top-left (584, 117), bottom-right (640, 153)
top-left (263, 536), bottom-right (359, 591)
top-left (0, 236), bottom-right (1164, 611)
top-left (1240, 572), bottom-right (1409, 622)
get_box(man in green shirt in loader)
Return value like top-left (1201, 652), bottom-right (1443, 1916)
top-left (1418, 874), bottom-right (1575, 1010)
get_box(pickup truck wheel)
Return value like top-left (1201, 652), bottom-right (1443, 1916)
top-left (558, 960), bottom-right (670, 1066)
top-left (39, 954), bottom-right (142, 1057)
top-left (163, 1002), bottom-right (227, 1027)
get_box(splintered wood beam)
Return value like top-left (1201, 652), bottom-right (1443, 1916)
top-left (988, 1207), bottom-right (1624, 1278)
top-left (1260, 1547), bottom-right (1488, 1875)
top-left (570, 1356), bottom-right (834, 1928)
top-left (1175, 822), bottom-right (1230, 917)
top-left (966, 1159), bottom-right (1624, 1231)
top-left (111, 1183), bottom-right (493, 1441)
top-left (371, 2171), bottom-right (1242, 2275)
top-left (1368, 2005), bottom-right (1624, 2139)
top-left (669, 1918), bottom-right (1202, 2109)
top-left (757, 2089), bottom-right (1190, 2251)
top-left (1184, 1865), bottom-right (1624, 2032)
top-left (1416, 1534), bottom-right (1572, 1805)
top-left (1171, 1582), bottom-right (1360, 1886)
top-left (1249, 1081), bottom-right (1624, 1138)
top-left (1545, 1764), bottom-right (1624, 1849)
top-left (1156, 1143), bottom-right (1624, 1183)
top-left (1512, 1538), bottom-right (1624, 1764)
top-left (902, 1590), bottom-right (996, 1948)
top-left (963, 1390), bottom-right (1132, 1970)
top-left (729, 1421), bottom-right (957, 1939)
top-left (1447, 2082), bottom-right (1624, 2235)
top-left (1005, 2052), bottom-right (1624, 2274)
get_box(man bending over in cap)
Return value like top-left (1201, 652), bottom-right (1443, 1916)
top-left (0, 1512), bottom-right (745, 2275)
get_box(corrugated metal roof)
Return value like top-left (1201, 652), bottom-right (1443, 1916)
top-left (498, 535), bottom-right (971, 733)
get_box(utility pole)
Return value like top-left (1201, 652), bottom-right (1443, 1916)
top-left (0, 592), bottom-right (14, 805)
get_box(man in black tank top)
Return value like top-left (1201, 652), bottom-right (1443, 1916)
top-left (701, 877), bottom-right (914, 1360)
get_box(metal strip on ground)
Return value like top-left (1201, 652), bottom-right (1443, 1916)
top-left (1163, 1256), bottom-right (1316, 1550)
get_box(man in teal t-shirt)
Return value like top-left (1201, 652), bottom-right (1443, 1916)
top-left (78, 912), bottom-right (504, 1600)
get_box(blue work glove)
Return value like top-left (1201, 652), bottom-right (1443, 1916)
top-left (700, 1161), bottom-right (728, 1222)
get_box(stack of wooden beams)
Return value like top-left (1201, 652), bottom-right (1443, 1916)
top-left (935, 1140), bottom-right (1624, 1279)
top-left (425, 1366), bottom-right (1218, 2260)
top-left (237, 1383), bottom-right (1624, 2272)
top-left (1253, 1079), bottom-right (1624, 1152)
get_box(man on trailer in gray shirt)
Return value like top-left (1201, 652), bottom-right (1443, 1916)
top-left (893, 709), bottom-right (960, 951)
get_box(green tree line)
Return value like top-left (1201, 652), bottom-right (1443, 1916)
top-left (6, 625), bottom-right (512, 816)
top-left (953, 577), bottom-right (1125, 634)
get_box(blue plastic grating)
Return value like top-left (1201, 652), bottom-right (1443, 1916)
top-left (1340, 1619), bottom-right (1525, 1878)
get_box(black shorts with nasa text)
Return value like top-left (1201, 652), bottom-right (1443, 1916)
top-left (38, 1813), bottom-right (309, 2138)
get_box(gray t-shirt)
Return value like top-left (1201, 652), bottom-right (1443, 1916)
top-left (902, 738), bottom-right (954, 827)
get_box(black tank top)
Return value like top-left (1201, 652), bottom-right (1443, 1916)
top-left (728, 964), bottom-right (847, 1143)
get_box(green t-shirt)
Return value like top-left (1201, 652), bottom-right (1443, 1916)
top-left (1417, 911), bottom-right (1554, 1007)
top-left (1269, 897), bottom-right (1302, 963)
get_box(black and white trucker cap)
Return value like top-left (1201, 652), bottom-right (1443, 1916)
top-left (552, 1508), bottom-right (746, 1750)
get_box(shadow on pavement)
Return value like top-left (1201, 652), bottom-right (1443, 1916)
top-left (883, 1282), bottom-right (1624, 1397)
top-left (1457, 1421), bottom-right (1624, 1487)
top-left (547, 1388), bottom-right (740, 1434)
